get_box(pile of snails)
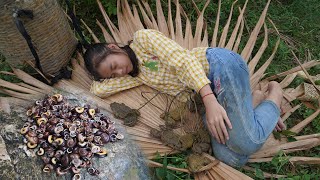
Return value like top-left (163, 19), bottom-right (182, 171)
top-left (20, 94), bottom-right (124, 179)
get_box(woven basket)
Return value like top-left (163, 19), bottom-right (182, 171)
top-left (0, 0), bottom-right (77, 76)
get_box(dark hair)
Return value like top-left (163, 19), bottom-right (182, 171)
top-left (84, 42), bottom-right (139, 81)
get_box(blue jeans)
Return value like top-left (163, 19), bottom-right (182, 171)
top-left (203, 48), bottom-right (280, 167)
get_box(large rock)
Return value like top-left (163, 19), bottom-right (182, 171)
top-left (0, 92), bottom-right (150, 180)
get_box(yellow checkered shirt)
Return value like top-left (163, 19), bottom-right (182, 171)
top-left (90, 29), bottom-right (210, 102)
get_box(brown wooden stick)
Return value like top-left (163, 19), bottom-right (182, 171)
top-left (290, 109), bottom-right (320, 133)
top-left (281, 104), bottom-right (301, 122)
top-left (265, 61), bottom-right (320, 81)
top-left (146, 160), bottom-right (191, 173)
top-left (249, 156), bottom-right (320, 165)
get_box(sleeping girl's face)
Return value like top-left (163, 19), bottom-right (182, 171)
top-left (97, 44), bottom-right (133, 79)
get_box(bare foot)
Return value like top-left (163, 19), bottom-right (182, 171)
top-left (264, 81), bottom-right (286, 131)
top-left (275, 119), bottom-right (286, 131)
top-left (265, 81), bottom-right (283, 110)
top-left (252, 90), bottom-right (266, 108)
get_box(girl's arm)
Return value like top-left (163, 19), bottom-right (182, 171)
top-left (199, 84), bottom-right (232, 144)
top-left (90, 75), bottom-right (143, 98)
top-left (134, 29), bottom-right (232, 144)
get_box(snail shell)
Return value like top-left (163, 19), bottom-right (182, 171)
top-left (54, 138), bottom-right (64, 146)
top-left (92, 122), bottom-right (100, 128)
top-left (93, 136), bottom-right (101, 144)
top-left (78, 141), bottom-right (88, 147)
top-left (75, 107), bottom-right (84, 114)
top-left (27, 130), bottom-right (37, 137)
top-left (66, 138), bottom-right (76, 148)
top-left (43, 131), bottom-right (50, 138)
top-left (55, 150), bottom-right (64, 159)
top-left (87, 167), bottom-right (96, 175)
top-left (37, 133), bottom-right (44, 139)
top-left (69, 153), bottom-right (80, 160)
top-left (61, 154), bottom-right (70, 168)
top-left (37, 148), bottom-right (45, 156)
top-left (48, 135), bottom-right (54, 144)
top-left (100, 133), bottom-right (110, 143)
top-left (56, 167), bottom-right (67, 176)
top-left (26, 109), bottom-right (33, 117)
top-left (91, 145), bottom-right (101, 154)
top-left (110, 134), bottom-right (117, 142)
top-left (52, 94), bottom-right (63, 103)
top-left (71, 158), bottom-right (82, 168)
top-left (29, 125), bottom-right (37, 131)
top-left (92, 128), bottom-right (99, 134)
top-left (23, 122), bottom-right (31, 128)
top-left (78, 148), bottom-right (88, 157)
top-left (51, 157), bottom-right (58, 165)
top-left (88, 109), bottom-right (95, 117)
top-left (70, 131), bottom-right (77, 138)
top-left (27, 142), bottom-right (37, 149)
top-left (28, 136), bottom-right (38, 144)
top-left (20, 127), bottom-right (28, 135)
top-left (69, 125), bottom-right (77, 133)
top-left (43, 164), bottom-right (53, 173)
top-left (40, 141), bottom-right (49, 149)
top-left (72, 174), bottom-right (81, 180)
top-left (71, 167), bottom-right (81, 174)
top-left (77, 134), bottom-right (85, 142)
top-left (54, 126), bottom-right (64, 135)
top-left (95, 148), bottom-right (107, 158)
top-left (46, 150), bottom-right (55, 158)
top-left (49, 118), bottom-right (59, 125)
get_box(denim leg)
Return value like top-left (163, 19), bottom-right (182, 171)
top-left (203, 48), bottom-right (281, 166)
top-left (202, 114), bottom-right (249, 167)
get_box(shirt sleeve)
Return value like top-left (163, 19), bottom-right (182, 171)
top-left (133, 29), bottom-right (211, 93)
top-left (90, 75), bottom-right (143, 98)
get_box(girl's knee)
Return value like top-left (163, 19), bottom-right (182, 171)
top-left (209, 48), bottom-right (247, 71)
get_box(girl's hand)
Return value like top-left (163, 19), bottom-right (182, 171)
top-left (199, 84), bottom-right (232, 144)
top-left (203, 95), bottom-right (232, 144)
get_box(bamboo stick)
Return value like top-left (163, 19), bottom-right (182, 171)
top-left (13, 69), bottom-right (53, 92)
top-left (290, 109), bottom-right (320, 133)
top-left (251, 138), bottom-right (320, 158)
top-left (266, 61), bottom-right (320, 81)
top-left (147, 160), bottom-right (190, 173)
top-left (0, 79), bottom-right (41, 95)
top-left (281, 104), bottom-right (301, 122)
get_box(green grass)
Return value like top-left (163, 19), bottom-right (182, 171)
top-left (1, 0), bottom-right (320, 179)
